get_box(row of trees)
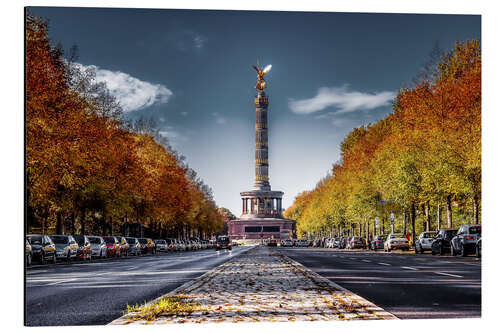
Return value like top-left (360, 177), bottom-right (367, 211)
top-left (26, 14), bottom-right (225, 239)
top-left (284, 40), bottom-right (481, 245)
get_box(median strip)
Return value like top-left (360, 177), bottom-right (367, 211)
top-left (109, 246), bottom-right (397, 325)
top-left (434, 272), bottom-right (463, 278)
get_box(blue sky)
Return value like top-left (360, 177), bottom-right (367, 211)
top-left (30, 7), bottom-right (480, 216)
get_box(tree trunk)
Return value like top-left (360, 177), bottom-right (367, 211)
top-left (410, 202), bottom-right (416, 246)
top-left (437, 204), bottom-right (441, 231)
top-left (381, 216), bottom-right (385, 235)
top-left (70, 212), bottom-right (75, 235)
top-left (403, 210), bottom-right (407, 235)
top-left (425, 201), bottom-right (431, 232)
top-left (56, 211), bottom-right (63, 234)
top-left (80, 209), bottom-right (86, 235)
top-left (446, 195), bottom-right (453, 228)
top-left (473, 195), bottom-right (479, 224)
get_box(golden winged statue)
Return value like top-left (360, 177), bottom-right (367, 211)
top-left (252, 63), bottom-right (272, 90)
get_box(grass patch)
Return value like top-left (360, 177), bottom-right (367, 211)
top-left (125, 296), bottom-right (204, 321)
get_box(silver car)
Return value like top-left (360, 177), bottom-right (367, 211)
top-left (451, 224), bottom-right (481, 256)
top-left (87, 236), bottom-right (107, 258)
top-left (125, 237), bottom-right (142, 256)
top-left (50, 235), bottom-right (79, 261)
top-left (154, 239), bottom-right (168, 252)
top-left (415, 231), bottom-right (436, 253)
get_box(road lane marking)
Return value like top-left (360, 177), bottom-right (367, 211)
top-left (378, 262), bottom-right (391, 266)
top-left (362, 260), bottom-right (372, 263)
top-left (435, 272), bottom-right (463, 278)
top-left (401, 266), bottom-right (418, 270)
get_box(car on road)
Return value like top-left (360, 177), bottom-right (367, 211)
top-left (431, 229), bottom-right (458, 256)
top-left (216, 236), bottom-right (232, 250)
top-left (103, 236), bottom-right (121, 257)
top-left (177, 240), bottom-right (186, 251)
top-left (296, 239), bottom-right (310, 247)
top-left (125, 237), bottom-right (141, 256)
top-left (50, 235), bottom-right (79, 261)
top-left (339, 237), bottom-right (348, 249)
top-left (451, 224), bottom-right (481, 256)
top-left (267, 238), bottom-right (278, 247)
top-left (348, 237), bottom-right (366, 249)
top-left (166, 238), bottom-right (177, 251)
top-left (154, 239), bottom-right (168, 252)
top-left (281, 239), bottom-right (293, 247)
top-left (415, 232), bottom-right (436, 254)
top-left (138, 238), bottom-right (156, 254)
top-left (117, 237), bottom-right (130, 256)
top-left (26, 239), bottom-right (32, 266)
top-left (333, 237), bottom-right (340, 248)
top-left (73, 235), bottom-right (92, 260)
top-left (26, 234), bottom-right (57, 264)
top-left (370, 235), bottom-right (386, 251)
top-left (476, 237), bottom-right (481, 258)
top-left (384, 233), bottom-right (409, 252)
top-left (87, 236), bottom-right (107, 258)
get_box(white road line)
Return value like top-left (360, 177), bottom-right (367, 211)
top-left (46, 278), bottom-right (77, 286)
top-left (435, 272), bottom-right (463, 278)
top-left (378, 262), bottom-right (391, 266)
top-left (401, 266), bottom-right (418, 271)
top-left (362, 259), bottom-right (371, 263)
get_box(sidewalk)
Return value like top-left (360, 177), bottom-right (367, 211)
top-left (109, 246), bottom-right (397, 325)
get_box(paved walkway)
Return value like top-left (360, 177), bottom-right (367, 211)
top-left (110, 246), bottom-right (397, 324)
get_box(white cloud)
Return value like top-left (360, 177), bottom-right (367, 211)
top-left (180, 111), bottom-right (188, 116)
top-left (193, 34), bottom-right (207, 49)
top-left (212, 112), bottom-right (227, 125)
top-left (289, 85), bottom-right (396, 115)
top-left (76, 63), bottom-right (173, 113)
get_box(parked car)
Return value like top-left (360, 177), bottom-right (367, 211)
top-left (103, 236), bottom-right (121, 257)
top-left (476, 237), bottom-right (481, 258)
top-left (117, 236), bottom-right (130, 256)
top-left (177, 240), bottom-right (186, 251)
top-left (349, 237), bottom-right (366, 249)
top-left (27, 234), bottom-right (57, 264)
top-left (431, 229), bottom-right (458, 255)
top-left (370, 235), bottom-right (386, 251)
top-left (73, 235), bottom-right (92, 260)
top-left (267, 238), bottom-right (278, 247)
top-left (87, 236), bottom-right (107, 258)
top-left (281, 239), bottom-right (293, 247)
top-left (216, 236), bottom-right (232, 250)
top-left (138, 238), bottom-right (156, 254)
top-left (50, 235), bottom-right (79, 261)
top-left (296, 239), bottom-right (310, 247)
top-left (166, 238), bottom-right (177, 251)
top-left (384, 233), bottom-right (409, 252)
top-left (333, 237), bottom-right (340, 248)
top-left (154, 239), bottom-right (168, 252)
top-left (26, 239), bottom-right (32, 266)
top-left (345, 237), bottom-right (354, 249)
top-left (451, 224), bottom-right (481, 256)
top-left (339, 237), bottom-right (347, 249)
top-left (415, 232), bottom-right (436, 254)
top-left (124, 237), bottom-right (141, 256)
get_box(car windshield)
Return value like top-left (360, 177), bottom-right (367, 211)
top-left (391, 234), bottom-right (403, 239)
top-left (155, 240), bottom-right (165, 244)
top-left (138, 238), bottom-right (148, 244)
top-left (73, 235), bottom-right (85, 245)
top-left (377, 235), bottom-right (386, 240)
top-left (126, 238), bottom-right (136, 244)
top-left (352, 237), bottom-right (360, 241)
top-left (88, 237), bottom-right (101, 244)
top-left (469, 226), bottom-right (481, 234)
top-left (218, 237), bottom-right (229, 242)
top-left (103, 237), bottom-right (116, 244)
top-left (28, 235), bottom-right (43, 244)
top-left (446, 230), bottom-right (458, 237)
top-left (51, 235), bottom-right (69, 244)
top-left (423, 232), bottom-right (436, 238)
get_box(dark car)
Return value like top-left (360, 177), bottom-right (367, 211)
top-left (27, 234), bottom-right (57, 264)
top-left (267, 238), bottom-right (278, 247)
top-left (216, 236), bottom-right (232, 250)
top-left (476, 237), bottom-right (481, 258)
top-left (103, 236), bottom-right (121, 257)
top-left (451, 224), bottom-right (481, 256)
top-left (349, 237), bottom-right (366, 249)
top-left (26, 239), bottom-right (32, 266)
top-left (138, 238), bottom-right (156, 254)
top-left (73, 235), bottom-right (92, 260)
top-left (431, 229), bottom-right (458, 256)
top-left (339, 237), bottom-right (347, 249)
top-left (370, 235), bottom-right (386, 251)
top-left (125, 237), bottom-right (142, 256)
top-left (50, 235), bottom-right (79, 261)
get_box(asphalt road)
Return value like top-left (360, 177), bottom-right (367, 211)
top-left (25, 246), bottom-right (251, 326)
top-left (277, 247), bottom-right (481, 319)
